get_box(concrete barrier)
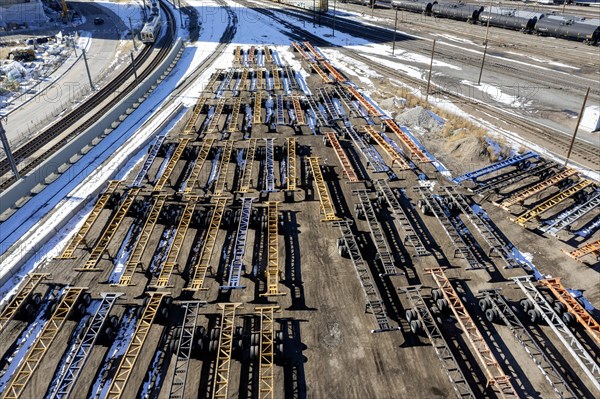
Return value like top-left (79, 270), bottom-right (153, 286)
top-left (0, 38), bottom-right (184, 215)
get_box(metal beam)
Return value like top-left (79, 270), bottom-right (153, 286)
top-left (290, 41), bottom-right (310, 60)
top-left (347, 86), bottom-right (381, 117)
top-left (321, 61), bottom-right (346, 82)
top-left (342, 125), bottom-right (389, 173)
top-left (228, 98), bottom-right (242, 132)
top-left (0, 273), bottom-right (48, 332)
top-left (106, 292), bottom-right (167, 399)
top-left (58, 181), bottom-right (121, 258)
top-left (263, 46), bottom-right (272, 63)
top-left (262, 202), bottom-right (284, 296)
top-left (234, 46), bottom-right (242, 63)
top-left (214, 141), bottom-right (234, 196)
top-left (513, 180), bottom-right (593, 226)
top-left (354, 190), bottom-right (401, 276)
top-left (302, 41), bottom-right (324, 61)
top-left (540, 278), bottom-right (600, 343)
top-left (452, 151), bottom-right (538, 184)
top-left (478, 290), bottom-right (576, 399)
top-left (499, 169), bottom-right (578, 209)
top-left (383, 120), bottom-right (430, 163)
top-left (309, 62), bottom-right (332, 83)
top-left (188, 197), bottom-right (227, 291)
top-left (264, 139), bottom-right (276, 192)
top-left (541, 191), bottom-right (600, 236)
top-left (286, 137), bottom-right (296, 191)
top-left (374, 180), bottom-right (429, 256)
top-left (563, 239), bottom-right (600, 260)
top-left (168, 301), bottom-right (206, 399)
top-left (212, 303), bottom-right (243, 399)
top-left (334, 220), bottom-right (396, 333)
top-left (154, 197), bottom-right (199, 287)
top-left (363, 125), bottom-right (410, 170)
top-left (425, 268), bottom-right (517, 398)
top-left (292, 96), bottom-right (305, 125)
top-left (308, 157), bottom-right (340, 222)
top-left (183, 98), bottom-right (207, 135)
top-left (325, 132), bottom-right (360, 182)
top-left (222, 197), bottom-right (254, 289)
top-left (256, 306), bottom-right (280, 399)
top-left (272, 67), bottom-right (281, 90)
top-left (51, 293), bottom-right (122, 399)
top-left (208, 99), bottom-right (226, 133)
top-left (512, 276), bottom-right (599, 391)
top-left (2, 287), bottom-right (85, 399)
top-left (253, 92), bottom-right (262, 124)
top-left (238, 139), bottom-right (258, 193)
top-left (401, 286), bottom-right (476, 399)
top-left (117, 195), bottom-right (167, 286)
top-left (81, 188), bottom-right (141, 270)
top-left (183, 139), bottom-right (215, 194)
top-left (154, 139), bottom-right (191, 191)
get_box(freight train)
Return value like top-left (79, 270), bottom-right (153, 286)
top-left (387, 0), bottom-right (600, 45)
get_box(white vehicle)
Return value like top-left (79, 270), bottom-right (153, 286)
top-left (140, 2), bottom-right (162, 44)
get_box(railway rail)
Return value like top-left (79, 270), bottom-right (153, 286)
top-left (0, 0), bottom-right (177, 192)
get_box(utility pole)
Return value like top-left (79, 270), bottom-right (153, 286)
top-left (332, 0), bottom-right (337, 37)
top-left (82, 49), bottom-right (94, 90)
top-left (130, 52), bottom-right (138, 82)
top-left (478, 2), bottom-right (492, 85)
top-left (178, 0), bottom-right (184, 27)
top-left (129, 17), bottom-right (138, 51)
top-left (392, 9), bottom-right (399, 55)
top-left (564, 87), bottom-right (590, 168)
top-left (0, 118), bottom-right (20, 179)
top-left (425, 39), bottom-right (436, 104)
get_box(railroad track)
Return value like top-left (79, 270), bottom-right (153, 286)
top-left (234, 0), bottom-right (599, 171)
top-left (0, 0), bottom-right (177, 192)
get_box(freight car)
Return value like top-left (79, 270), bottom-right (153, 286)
top-left (478, 7), bottom-right (543, 33)
top-left (390, 0), bottom-right (436, 14)
top-left (431, 2), bottom-right (483, 22)
top-left (535, 16), bottom-right (600, 44)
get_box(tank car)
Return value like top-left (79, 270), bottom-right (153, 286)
top-left (479, 7), bottom-right (543, 33)
top-left (431, 3), bottom-right (483, 23)
top-left (535, 16), bottom-right (600, 44)
top-left (391, 0), bottom-right (437, 15)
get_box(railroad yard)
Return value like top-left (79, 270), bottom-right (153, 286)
top-left (0, 1), bottom-right (598, 399)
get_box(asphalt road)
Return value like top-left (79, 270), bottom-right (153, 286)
top-left (3, 0), bottom-right (137, 153)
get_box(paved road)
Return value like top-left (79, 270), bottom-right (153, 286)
top-left (3, 0), bottom-right (140, 153)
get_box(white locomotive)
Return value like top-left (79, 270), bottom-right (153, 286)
top-left (140, 1), bottom-right (162, 44)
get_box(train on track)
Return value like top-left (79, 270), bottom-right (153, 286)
top-left (140, 0), bottom-right (163, 44)
top-left (373, 0), bottom-right (600, 44)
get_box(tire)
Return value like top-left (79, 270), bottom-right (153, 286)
top-left (520, 299), bottom-right (532, 312)
top-left (24, 303), bottom-right (36, 317)
top-left (528, 309), bottom-right (541, 324)
top-left (553, 302), bottom-right (567, 315)
top-left (81, 293), bottom-right (92, 306)
top-left (136, 306), bottom-right (145, 320)
top-left (163, 297), bottom-right (173, 307)
top-left (405, 309), bottom-right (417, 322)
top-left (562, 312), bottom-right (575, 325)
top-left (432, 289), bottom-right (442, 301)
top-left (485, 308), bottom-right (498, 323)
top-left (211, 328), bottom-right (220, 340)
top-left (410, 319), bottom-right (423, 334)
top-left (276, 331), bottom-right (284, 343)
top-left (436, 298), bottom-right (448, 312)
top-left (251, 332), bottom-right (260, 346)
top-left (30, 293), bottom-right (42, 306)
top-left (209, 339), bottom-right (218, 354)
top-left (250, 345), bottom-right (259, 360)
top-left (109, 315), bottom-right (119, 327)
top-left (479, 298), bottom-right (491, 312)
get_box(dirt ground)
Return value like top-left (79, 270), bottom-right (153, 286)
top-left (0, 42), bottom-right (598, 399)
